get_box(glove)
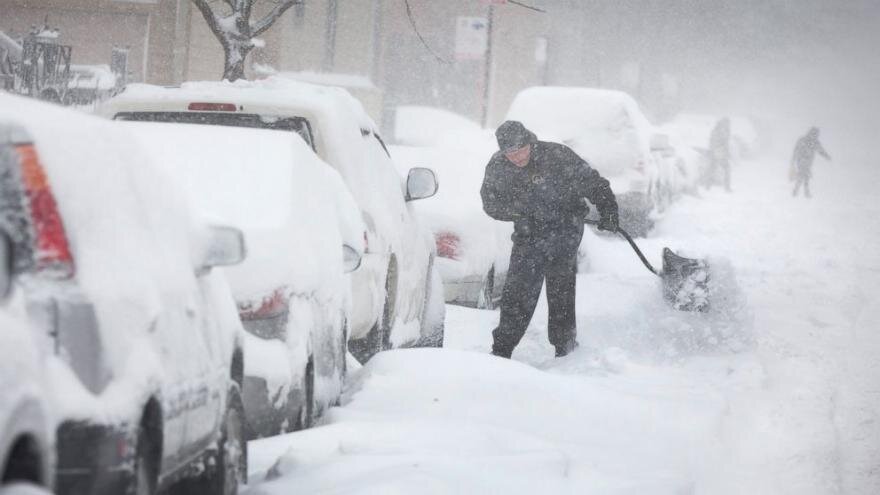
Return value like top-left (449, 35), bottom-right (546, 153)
top-left (597, 210), bottom-right (619, 233)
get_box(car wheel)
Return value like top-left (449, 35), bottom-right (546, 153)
top-left (417, 257), bottom-right (445, 347)
top-left (476, 265), bottom-right (496, 310)
top-left (349, 260), bottom-right (397, 364)
top-left (189, 385), bottom-right (246, 495)
top-left (295, 357), bottom-right (315, 430)
top-left (133, 426), bottom-right (157, 495)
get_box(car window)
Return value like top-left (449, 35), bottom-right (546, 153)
top-left (114, 112), bottom-right (316, 151)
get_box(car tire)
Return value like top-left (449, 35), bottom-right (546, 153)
top-left (294, 357), bottom-right (315, 430)
top-left (133, 425), bottom-right (158, 495)
top-left (349, 261), bottom-right (397, 364)
top-left (417, 256), bottom-right (445, 347)
top-left (476, 265), bottom-right (496, 310)
top-left (188, 385), bottom-right (246, 495)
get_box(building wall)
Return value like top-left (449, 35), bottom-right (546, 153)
top-left (0, 0), bottom-right (186, 85)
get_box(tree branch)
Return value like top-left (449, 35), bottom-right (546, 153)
top-left (191, 0), bottom-right (230, 46)
top-left (251, 0), bottom-right (301, 37)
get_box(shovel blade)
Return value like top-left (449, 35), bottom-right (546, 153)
top-left (661, 248), bottom-right (710, 312)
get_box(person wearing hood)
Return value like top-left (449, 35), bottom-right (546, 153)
top-left (790, 127), bottom-right (831, 198)
top-left (480, 120), bottom-right (619, 359)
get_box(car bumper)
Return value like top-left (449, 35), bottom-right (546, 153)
top-left (437, 259), bottom-right (505, 308)
top-left (55, 420), bottom-right (135, 495)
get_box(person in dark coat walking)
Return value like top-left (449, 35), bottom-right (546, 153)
top-left (791, 127), bottom-right (831, 198)
top-left (708, 117), bottom-right (732, 191)
top-left (481, 121), bottom-right (619, 359)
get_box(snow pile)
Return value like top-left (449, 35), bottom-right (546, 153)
top-left (68, 64), bottom-right (117, 90)
top-left (273, 71), bottom-right (377, 90)
top-left (248, 348), bottom-right (725, 494)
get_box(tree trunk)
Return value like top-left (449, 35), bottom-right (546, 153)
top-left (223, 44), bottom-right (252, 82)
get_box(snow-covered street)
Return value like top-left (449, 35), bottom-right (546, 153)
top-left (246, 153), bottom-right (880, 494)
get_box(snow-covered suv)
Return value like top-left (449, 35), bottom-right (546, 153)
top-left (1, 94), bottom-right (248, 495)
top-left (102, 78), bottom-right (446, 364)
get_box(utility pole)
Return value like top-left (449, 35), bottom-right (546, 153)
top-left (481, 4), bottom-right (495, 128)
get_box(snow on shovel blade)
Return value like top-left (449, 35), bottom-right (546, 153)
top-left (661, 248), bottom-right (710, 312)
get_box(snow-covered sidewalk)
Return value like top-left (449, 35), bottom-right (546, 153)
top-left (246, 155), bottom-right (880, 494)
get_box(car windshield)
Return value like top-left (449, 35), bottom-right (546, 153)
top-left (114, 111), bottom-right (315, 151)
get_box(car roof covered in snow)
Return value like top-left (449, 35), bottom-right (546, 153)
top-left (101, 77), bottom-right (380, 153)
top-left (506, 86), bottom-right (654, 144)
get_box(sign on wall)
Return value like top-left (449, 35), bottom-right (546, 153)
top-left (455, 17), bottom-right (488, 61)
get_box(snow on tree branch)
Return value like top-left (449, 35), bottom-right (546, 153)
top-left (251, 1), bottom-right (301, 37)
top-left (190, 0), bottom-right (301, 81)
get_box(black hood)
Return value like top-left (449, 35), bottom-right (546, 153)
top-left (495, 120), bottom-right (537, 152)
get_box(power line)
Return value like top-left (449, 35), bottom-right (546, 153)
top-left (403, 0), bottom-right (450, 65)
top-left (508, 0), bottom-right (547, 14)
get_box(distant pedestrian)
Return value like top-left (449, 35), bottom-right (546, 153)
top-left (790, 127), bottom-right (831, 198)
top-left (481, 121), bottom-right (619, 359)
top-left (708, 117), bottom-right (732, 191)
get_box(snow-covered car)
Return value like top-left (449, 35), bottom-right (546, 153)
top-left (0, 231), bottom-right (54, 494)
top-left (391, 106), bottom-right (510, 309)
top-left (101, 78), bottom-right (446, 364)
top-left (122, 120), bottom-right (365, 439)
top-left (506, 86), bottom-right (684, 236)
top-left (1, 94), bottom-right (249, 495)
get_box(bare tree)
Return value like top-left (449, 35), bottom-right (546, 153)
top-left (191, 0), bottom-right (301, 81)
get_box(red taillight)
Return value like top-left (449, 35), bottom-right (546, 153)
top-left (15, 145), bottom-right (74, 278)
top-left (238, 287), bottom-right (288, 321)
top-left (435, 231), bottom-right (460, 260)
top-left (187, 102), bottom-right (237, 112)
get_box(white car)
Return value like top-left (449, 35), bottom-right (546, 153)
top-left (0, 230), bottom-right (53, 494)
top-left (101, 78), bottom-right (445, 363)
top-left (390, 106), bottom-right (510, 309)
top-left (506, 86), bottom-right (684, 236)
top-left (123, 120), bottom-right (365, 439)
top-left (1, 94), bottom-right (248, 495)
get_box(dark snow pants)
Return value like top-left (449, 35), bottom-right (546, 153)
top-left (492, 228), bottom-right (582, 357)
top-left (792, 169), bottom-right (812, 197)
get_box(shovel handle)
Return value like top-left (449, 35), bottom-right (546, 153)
top-left (585, 219), bottom-right (660, 276)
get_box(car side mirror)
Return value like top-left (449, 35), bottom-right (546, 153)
top-left (0, 232), bottom-right (12, 300)
top-left (405, 167), bottom-right (438, 201)
top-left (342, 244), bottom-right (362, 273)
top-left (200, 225), bottom-right (246, 273)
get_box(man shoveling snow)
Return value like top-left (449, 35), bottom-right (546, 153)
top-left (480, 120), bottom-right (619, 358)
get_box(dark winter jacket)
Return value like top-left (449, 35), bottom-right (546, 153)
top-left (709, 119), bottom-right (731, 160)
top-left (791, 134), bottom-right (830, 177)
top-left (481, 140), bottom-right (617, 241)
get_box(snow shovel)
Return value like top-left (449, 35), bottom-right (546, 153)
top-left (585, 219), bottom-right (710, 312)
